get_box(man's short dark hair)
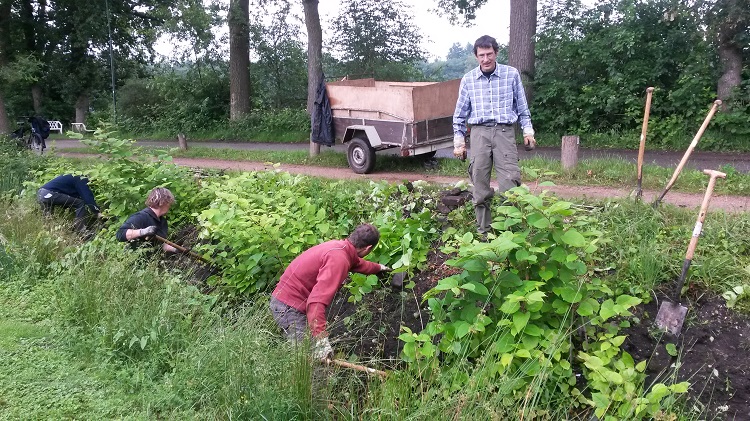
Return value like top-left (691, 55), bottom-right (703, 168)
top-left (347, 224), bottom-right (380, 249)
top-left (473, 35), bottom-right (499, 55)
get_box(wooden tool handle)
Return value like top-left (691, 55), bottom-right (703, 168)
top-left (673, 169), bottom-right (726, 299)
top-left (327, 358), bottom-right (387, 378)
top-left (636, 87), bottom-right (655, 188)
top-left (684, 169), bottom-right (727, 259)
top-left (154, 235), bottom-right (213, 264)
top-left (663, 101), bottom-right (721, 189)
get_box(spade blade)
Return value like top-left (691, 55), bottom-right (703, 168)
top-left (654, 301), bottom-right (688, 336)
top-left (390, 272), bottom-right (407, 288)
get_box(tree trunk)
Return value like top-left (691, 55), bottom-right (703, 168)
top-left (177, 133), bottom-right (188, 150)
top-left (509, 0), bottom-right (537, 102)
top-left (0, 90), bottom-right (9, 134)
top-left (0, 0), bottom-right (11, 133)
top-left (229, 0), bottom-right (250, 120)
top-left (31, 84), bottom-right (43, 114)
top-left (75, 93), bottom-right (89, 123)
top-left (716, 26), bottom-right (743, 110)
top-left (303, 0), bottom-right (324, 157)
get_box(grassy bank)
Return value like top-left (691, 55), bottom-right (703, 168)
top-left (2, 142), bottom-right (749, 419)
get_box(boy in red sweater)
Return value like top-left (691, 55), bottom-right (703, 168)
top-left (270, 224), bottom-right (391, 360)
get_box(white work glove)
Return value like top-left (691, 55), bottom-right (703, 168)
top-left (379, 264), bottom-right (393, 272)
top-left (137, 226), bottom-right (158, 238)
top-left (313, 337), bottom-right (333, 361)
top-left (453, 134), bottom-right (466, 159)
top-left (523, 128), bottom-right (536, 151)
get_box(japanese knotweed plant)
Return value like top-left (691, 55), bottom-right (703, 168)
top-left (346, 208), bottom-right (438, 302)
top-left (197, 172), bottom-right (439, 296)
top-left (399, 186), bottom-right (688, 419)
top-left (31, 130), bottom-right (211, 227)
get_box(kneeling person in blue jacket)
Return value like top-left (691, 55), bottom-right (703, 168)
top-left (116, 187), bottom-right (177, 253)
top-left (37, 174), bottom-right (101, 234)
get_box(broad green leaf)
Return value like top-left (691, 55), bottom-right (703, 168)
top-left (454, 321), bottom-right (471, 338)
top-left (615, 294), bottom-right (642, 308)
top-left (556, 286), bottom-right (584, 303)
top-left (647, 384), bottom-right (670, 401)
top-left (610, 335), bottom-right (626, 347)
top-left (604, 370), bottom-right (623, 384)
top-left (501, 353), bottom-right (514, 367)
top-left (515, 348), bottom-right (531, 358)
top-left (524, 324), bottom-right (543, 337)
top-left (561, 229), bottom-right (586, 247)
top-left (462, 259), bottom-right (487, 272)
top-left (599, 299), bottom-right (617, 321)
top-left (434, 276), bottom-right (459, 291)
top-left (671, 382), bottom-right (689, 393)
top-left (539, 269), bottom-right (555, 281)
top-left (398, 333), bottom-right (415, 343)
top-left (577, 299), bottom-right (595, 316)
top-left (526, 290), bottom-right (546, 304)
top-left (527, 212), bottom-right (551, 229)
top-left (500, 301), bottom-right (521, 314)
top-left (591, 392), bottom-right (609, 409)
top-left (550, 246), bottom-right (567, 262)
top-left (513, 311), bottom-right (530, 333)
top-left (461, 282), bottom-right (489, 296)
top-left (665, 343), bottom-right (678, 357)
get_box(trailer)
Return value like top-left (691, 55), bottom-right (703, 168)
top-left (326, 78), bottom-right (460, 174)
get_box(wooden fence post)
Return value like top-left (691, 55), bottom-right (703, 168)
top-left (178, 133), bottom-right (188, 150)
top-left (561, 135), bottom-right (579, 170)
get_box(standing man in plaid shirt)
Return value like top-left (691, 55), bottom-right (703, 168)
top-left (453, 34), bottom-right (536, 236)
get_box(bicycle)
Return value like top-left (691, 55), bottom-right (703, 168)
top-left (9, 116), bottom-right (47, 154)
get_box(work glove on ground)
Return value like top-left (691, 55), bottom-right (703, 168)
top-left (313, 337), bottom-right (334, 361)
top-left (137, 226), bottom-right (158, 238)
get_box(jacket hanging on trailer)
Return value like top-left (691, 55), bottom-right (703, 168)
top-left (311, 77), bottom-right (335, 146)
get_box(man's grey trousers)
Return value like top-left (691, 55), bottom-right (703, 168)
top-left (468, 125), bottom-right (521, 234)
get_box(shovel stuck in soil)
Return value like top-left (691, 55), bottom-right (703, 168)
top-left (655, 169), bottom-right (726, 336)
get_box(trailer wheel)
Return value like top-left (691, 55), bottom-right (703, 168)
top-left (347, 138), bottom-right (376, 174)
top-left (421, 150), bottom-right (437, 159)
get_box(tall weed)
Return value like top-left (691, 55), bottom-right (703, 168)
top-left (51, 240), bottom-right (217, 373)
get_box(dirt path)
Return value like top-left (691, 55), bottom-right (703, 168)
top-left (50, 139), bottom-right (750, 173)
top-left (60, 153), bottom-right (750, 212)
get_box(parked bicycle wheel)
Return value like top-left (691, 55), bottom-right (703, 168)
top-left (28, 133), bottom-right (44, 155)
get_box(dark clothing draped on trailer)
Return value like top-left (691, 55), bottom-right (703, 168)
top-left (311, 76), bottom-right (335, 146)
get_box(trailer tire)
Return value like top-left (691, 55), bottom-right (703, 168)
top-left (421, 150), bottom-right (437, 159)
top-left (347, 138), bottom-right (376, 174)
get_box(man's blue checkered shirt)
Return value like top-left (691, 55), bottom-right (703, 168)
top-left (452, 63), bottom-right (534, 137)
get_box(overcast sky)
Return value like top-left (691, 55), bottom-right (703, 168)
top-left (155, 1), bottom-right (511, 62)
top-left (316, 1), bottom-right (511, 61)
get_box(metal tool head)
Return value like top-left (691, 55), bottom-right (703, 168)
top-left (390, 272), bottom-right (407, 288)
top-left (654, 301), bottom-right (688, 336)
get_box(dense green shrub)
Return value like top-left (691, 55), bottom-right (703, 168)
top-left (196, 173), bottom-right (439, 294)
top-left (400, 186), bottom-right (688, 419)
